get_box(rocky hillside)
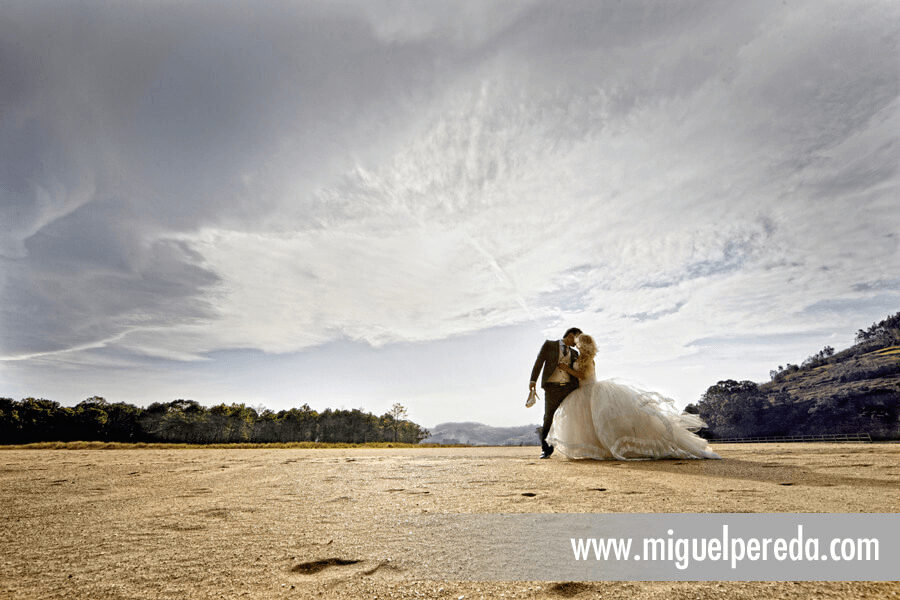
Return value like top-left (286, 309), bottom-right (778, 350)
top-left (762, 344), bottom-right (900, 404)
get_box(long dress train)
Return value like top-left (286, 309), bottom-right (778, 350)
top-left (546, 366), bottom-right (721, 461)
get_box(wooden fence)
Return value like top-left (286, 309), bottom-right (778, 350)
top-left (710, 432), bottom-right (872, 444)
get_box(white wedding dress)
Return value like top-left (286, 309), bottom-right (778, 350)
top-left (546, 363), bottom-right (721, 461)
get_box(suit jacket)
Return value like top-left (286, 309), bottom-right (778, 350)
top-left (530, 339), bottom-right (580, 390)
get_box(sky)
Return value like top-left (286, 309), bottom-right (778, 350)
top-left (1, 0), bottom-right (898, 429)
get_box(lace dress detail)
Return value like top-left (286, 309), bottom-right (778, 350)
top-left (546, 364), bottom-right (720, 461)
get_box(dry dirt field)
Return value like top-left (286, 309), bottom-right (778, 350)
top-left (1, 443), bottom-right (898, 599)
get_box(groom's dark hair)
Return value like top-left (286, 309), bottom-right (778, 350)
top-left (564, 327), bottom-right (582, 337)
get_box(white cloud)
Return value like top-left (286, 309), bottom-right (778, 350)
top-left (349, 0), bottom-right (539, 47)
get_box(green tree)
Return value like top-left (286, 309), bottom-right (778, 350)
top-left (141, 399), bottom-right (206, 443)
top-left (0, 398), bottom-right (22, 444)
top-left (103, 402), bottom-right (143, 442)
top-left (384, 403), bottom-right (408, 442)
top-left (697, 380), bottom-right (763, 438)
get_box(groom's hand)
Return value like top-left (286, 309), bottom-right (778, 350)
top-left (529, 381), bottom-right (536, 391)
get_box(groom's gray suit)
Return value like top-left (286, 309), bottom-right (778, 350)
top-left (530, 339), bottom-right (579, 455)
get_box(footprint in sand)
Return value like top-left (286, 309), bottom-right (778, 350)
top-left (290, 558), bottom-right (360, 574)
top-left (551, 582), bottom-right (593, 597)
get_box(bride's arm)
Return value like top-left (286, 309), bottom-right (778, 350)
top-left (560, 360), bottom-right (593, 381)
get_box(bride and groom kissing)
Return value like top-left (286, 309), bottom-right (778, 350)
top-left (529, 328), bottom-right (721, 461)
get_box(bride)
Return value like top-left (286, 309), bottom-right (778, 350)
top-left (545, 334), bottom-right (721, 460)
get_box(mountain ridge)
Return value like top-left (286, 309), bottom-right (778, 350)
top-left (421, 421), bottom-right (540, 446)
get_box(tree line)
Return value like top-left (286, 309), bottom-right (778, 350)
top-left (691, 311), bottom-right (900, 440)
top-left (0, 397), bottom-right (430, 445)
top-left (693, 377), bottom-right (898, 440)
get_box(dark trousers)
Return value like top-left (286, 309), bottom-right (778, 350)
top-left (541, 383), bottom-right (576, 453)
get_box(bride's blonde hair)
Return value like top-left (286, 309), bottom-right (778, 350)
top-left (574, 334), bottom-right (597, 370)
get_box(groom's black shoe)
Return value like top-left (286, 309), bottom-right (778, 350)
top-left (539, 447), bottom-right (554, 459)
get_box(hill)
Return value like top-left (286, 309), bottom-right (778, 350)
top-left (763, 344), bottom-right (900, 404)
top-left (695, 312), bottom-right (900, 440)
top-left (421, 422), bottom-right (540, 446)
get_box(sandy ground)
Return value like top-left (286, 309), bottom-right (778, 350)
top-left (1, 443), bottom-right (898, 599)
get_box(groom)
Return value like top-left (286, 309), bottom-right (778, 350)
top-left (529, 327), bottom-right (581, 459)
